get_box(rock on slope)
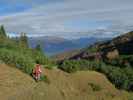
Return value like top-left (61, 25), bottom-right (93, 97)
top-left (0, 64), bottom-right (131, 100)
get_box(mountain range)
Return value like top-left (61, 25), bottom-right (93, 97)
top-left (56, 31), bottom-right (133, 65)
top-left (28, 36), bottom-right (110, 56)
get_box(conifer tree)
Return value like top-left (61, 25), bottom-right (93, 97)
top-left (35, 44), bottom-right (42, 52)
top-left (0, 25), bottom-right (7, 42)
top-left (19, 32), bottom-right (29, 48)
top-left (0, 25), bottom-right (6, 37)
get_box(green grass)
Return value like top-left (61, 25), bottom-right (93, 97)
top-left (40, 75), bottom-right (50, 84)
top-left (88, 82), bottom-right (102, 91)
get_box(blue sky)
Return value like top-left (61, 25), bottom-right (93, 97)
top-left (0, 0), bottom-right (133, 38)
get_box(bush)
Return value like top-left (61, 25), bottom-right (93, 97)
top-left (0, 48), bottom-right (35, 74)
top-left (40, 75), bottom-right (50, 84)
top-left (59, 59), bottom-right (133, 91)
top-left (88, 82), bottom-right (102, 91)
top-left (59, 60), bottom-right (80, 73)
top-left (32, 50), bottom-right (50, 65)
top-left (86, 46), bottom-right (98, 53)
top-left (59, 60), bottom-right (104, 73)
top-left (0, 40), bottom-right (52, 75)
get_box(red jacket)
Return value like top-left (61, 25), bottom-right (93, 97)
top-left (33, 64), bottom-right (42, 75)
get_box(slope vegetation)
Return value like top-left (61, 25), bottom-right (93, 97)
top-left (0, 64), bottom-right (132, 100)
top-left (58, 31), bottom-right (133, 91)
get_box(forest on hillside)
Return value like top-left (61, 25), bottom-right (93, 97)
top-left (0, 25), bottom-right (53, 80)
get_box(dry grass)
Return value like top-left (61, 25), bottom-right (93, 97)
top-left (0, 64), bottom-right (132, 100)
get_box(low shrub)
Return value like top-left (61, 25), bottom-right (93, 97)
top-left (40, 75), bottom-right (50, 84)
top-left (59, 59), bottom-right (133, 91)
top-left (0, 48), bottom-right (35, 74)
top-left (88, 82), bottom-right (102, 91)
top-left (59, 60), bottom-right (102, 73)
top-left (59, 60), bottom-right (80, 73)
top-left (32, 50), bottom-right (50, 65)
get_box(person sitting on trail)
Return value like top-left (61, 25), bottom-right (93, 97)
top-left (32, 63), bottom-right (42, 81)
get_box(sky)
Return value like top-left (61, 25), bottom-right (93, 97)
top-left (0, 0), bottom-right (133, 39)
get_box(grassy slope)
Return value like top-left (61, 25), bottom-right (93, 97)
top-left (0, 64), bottom-right (132, 100)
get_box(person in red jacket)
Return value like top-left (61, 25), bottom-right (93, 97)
top-left (32, 63), bottom-right (42, 81)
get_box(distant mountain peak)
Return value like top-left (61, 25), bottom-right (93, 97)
top-left (29, 36), bottom-right (110, 56)
top-left (58, 31), bottom-right (133, 61)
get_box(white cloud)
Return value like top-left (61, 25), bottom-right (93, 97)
top-left (0, 0), bottom-right (133, 38)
